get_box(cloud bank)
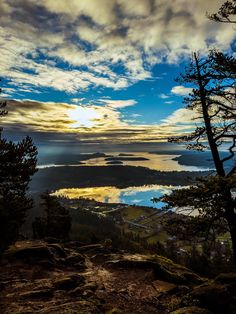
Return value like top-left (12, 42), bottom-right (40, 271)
top-left (2, 99), bottom-right (199, 144)
top-left (0, 0), bottom-right (234, 95)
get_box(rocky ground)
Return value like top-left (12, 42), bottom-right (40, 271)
top-left (0, 240), bottom-right (236, 314)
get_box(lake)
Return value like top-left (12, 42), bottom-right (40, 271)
top-left (38, 151), bottom-right (212, 171)
top-left (52, 184), bottom-right (184, 209)
top-left (39, 151), bottom-right (211, 209)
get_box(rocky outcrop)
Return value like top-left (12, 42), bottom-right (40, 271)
top-left (105, 254), bottom-right (203, 285)
top-left (0, 240), bottom-right (235, 314)
top-left (190, 279), bottom-right (236, 314)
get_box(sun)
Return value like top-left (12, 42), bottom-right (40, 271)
top-left (68, 105), bottom-right (100, 128)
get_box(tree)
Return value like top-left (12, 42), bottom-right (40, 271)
top-left (156, 50), bottom-right (236, 261)
top-left (170, 50), bottom-right (236, 176)
top-left (32, 192), bottom-right (71, 240)
top-left (0, 83), bottom-right (37, 254)
top-left (0, 81), bottom-right (7, 137)
top-left (207, 0), bottom-right (236, 24)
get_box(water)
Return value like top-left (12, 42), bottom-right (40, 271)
top-left (42, 150), bottom-right (210, 209)
top-left (52, 184), bottom-right (184, 209)
top-left (38, 151), bottom-right (211, 172)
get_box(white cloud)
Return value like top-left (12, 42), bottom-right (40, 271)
top-left (71, 98), bottom-right (86, 104)
top-left (130, 113), bottom-right (142, 117)
top-left (98, 99), bottom-right (137, 108)
top-left (161, 108), bottom-right (202, 125)
top-left (159, 93), bottom-right (169, 99)
top-left (171, 85), bottom-right (193, 96)
top-left (2, 99), bottom-right (195, 143)
top-left (0, 0), bottom-right (234, 95)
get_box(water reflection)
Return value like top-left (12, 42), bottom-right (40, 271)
top-left (38, 152), bottom-right (211, 171)
top-left (52, 185), bottom-right (182, 208)
top-left (81, 152), bottom-right (208, 172)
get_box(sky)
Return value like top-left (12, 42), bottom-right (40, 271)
top-left (0, 0), bottom-right (235, 147)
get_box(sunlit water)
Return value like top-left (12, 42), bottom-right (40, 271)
top-left (52, 184), bottom-right (185, 209)
top-left (46, 152), bottom-right (210, 210)
top-left (80, 152), bottom-right (209, 171)
top-left (38, 152), bottom-right (211, 171)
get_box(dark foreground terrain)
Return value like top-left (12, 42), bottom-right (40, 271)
top-left (1, 240), bottom-right (236, 314)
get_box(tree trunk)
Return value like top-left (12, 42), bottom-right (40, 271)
top-left (193, 53), bottom-right (236, 262)
top-left (193, 53), bottom-right (225, 177)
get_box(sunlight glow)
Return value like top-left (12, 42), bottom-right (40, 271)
top-left (68, 105), bottom-right (100, 128)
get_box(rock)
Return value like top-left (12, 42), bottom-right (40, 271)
top-left (214, 273), bottom-right (236, 296)
top-left (53, 274), bottom-right (85, 290)
top-left (6, 245), bottom-right (55, 263)
top-left (39, 260), bottom-right (57, 269)
top-left (170, 306), bottom-right (213, 314)
top-left (106, 254), bottom-right (203, 285)
top-left (44, 237), bottom-right (59, 244)
top-left (4, 243), bottom-right (69, 268)
top-left (19, 288), bottom-right (54, 299)
top-left (69, 282), bottom-right (97, 297)
top-left (215, 272), bottom-right (236, 285)
top-left (91, 253), bottom-right (113, 264)
top-left (64, 241), bottom-right (85, 249)
top-left (35, 300), bottom-right (98, 314)
top-left (68, 286), bottom-right (83, 296)
top-left (65, 253), bottom-right (85, 266)
top-left (83, 282), bottom-right (98, 292)
top-left (190, 282), bottom-right (232, 313)
top-left (76, 244), bottom-right (105, 254)
top-left (82, 289), bottom-right (94, 297)
top-left (152, 279), bottom-right (177, 294)
top-left (48, 243), bottom-right (67, 258)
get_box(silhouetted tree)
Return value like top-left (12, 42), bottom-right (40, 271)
top-left (32, 192), bottom-right (71, 240)
top-left (0, 83), bottom-right (37, 254)
top-left (169, 51), bottom-right (236, 176)
top-left (155, 50), bottom-right (236, 260)
top-left (207, 0), bottom-right (236, 24)
top-left (0, 80), bottom-right (7, 138)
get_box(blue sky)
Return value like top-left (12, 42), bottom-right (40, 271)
top-left (0, 0), bottom-right (235, 146)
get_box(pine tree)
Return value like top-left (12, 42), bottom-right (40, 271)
top-left (155, 51), bottom-right (236, 261)
top-left (207, 0), bottom-right (236, 24)
top-left (0, 83), bottom-right (37, 254)
top-left (32, 192), bottom-right (71, 240)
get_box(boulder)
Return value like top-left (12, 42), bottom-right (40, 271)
top-left (47, 243), bottom-right (67, 258)
top-left (190, 282), bottom-right (232, 313)
top-left (105, 254), bottom-right (203, 285)
top-left (215, 272), bottom-right (236, 285)
top-left (6, 245), bottom-right (55, 263)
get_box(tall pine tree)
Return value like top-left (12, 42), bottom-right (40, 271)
top-left (0, 82), bottom-right (37, 254)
